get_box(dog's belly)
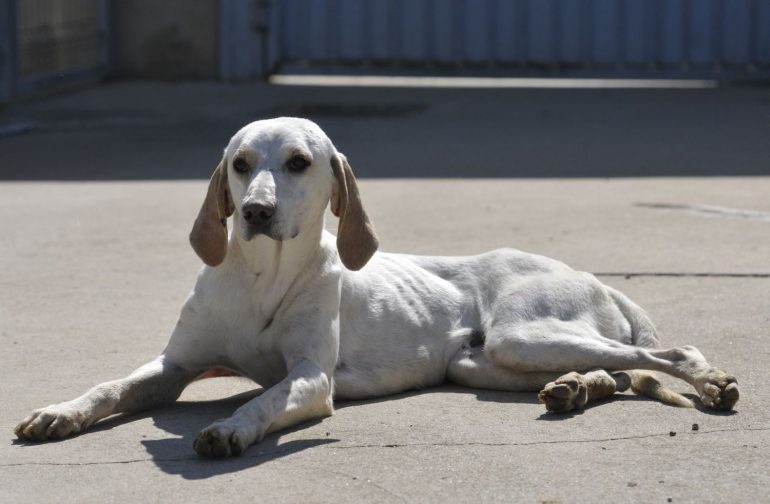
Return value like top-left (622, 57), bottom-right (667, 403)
top-left (333, 254), bottom-right (470, 399)
top-left (332, 249), bottom-right (635, 399)
top-left (333, 324), bottom-right (456, 399)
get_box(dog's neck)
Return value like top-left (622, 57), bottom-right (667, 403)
top-left (227, 212), bottom-right (326, 283)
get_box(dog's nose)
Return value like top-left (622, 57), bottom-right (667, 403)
top-left (242, 202), bottom-right (275, 226)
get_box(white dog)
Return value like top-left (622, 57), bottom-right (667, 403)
top-left (15, 118), bottom-right (739, 458)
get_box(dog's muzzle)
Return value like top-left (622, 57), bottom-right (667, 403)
top-left (242, 202), bottom-right (278, 239)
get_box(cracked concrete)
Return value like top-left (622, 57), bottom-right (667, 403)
top-left (2, 82), bottom-right (770, 503)
top-left (595, 273), bottom-right (770, 278)
top-left (634, 202), bottom-right (770, 222)
top-left (3, 178), bottom-right (768, 503)
top-left (5, 426), bottom-right (768, 469)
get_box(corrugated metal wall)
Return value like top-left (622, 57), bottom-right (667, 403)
top-left (16, 0), bottom-right (104, 77)
top-left (273, 0), bottom-right (770, 79)
top-left (0, 0), bottom-right (13, 102)
top-left (0, 0), bottom-right (108, 101)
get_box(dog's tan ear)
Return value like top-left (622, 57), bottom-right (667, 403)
top-left (330, 153), bottom-right (379, 270)
top-left (190, 157), bottom-right (234, 266)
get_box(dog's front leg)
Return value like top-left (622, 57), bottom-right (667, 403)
top-left (193, 357), bottom-right (333, 458)
top-left (15, 355), bottom-right (199, 441)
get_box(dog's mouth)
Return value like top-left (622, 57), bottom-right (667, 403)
top-left (243, 224), bottom-right (281, 242)
top-left (242, 220), bottom-right (299, 242)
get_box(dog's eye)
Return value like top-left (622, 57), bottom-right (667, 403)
top-left (287, 156), bottom-right (310, 173)
top-left (233, 158), bottom-right (250, 174)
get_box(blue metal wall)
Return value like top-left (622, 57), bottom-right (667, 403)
top-left (272, 0), bottom-right (770, 79)
top-left (0, 0), bottom-right (15, 101)
top-left (219, 0), bottom-right (272, 79)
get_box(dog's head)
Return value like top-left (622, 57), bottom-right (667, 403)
top-left (189, 117), bottom-right (378, 270)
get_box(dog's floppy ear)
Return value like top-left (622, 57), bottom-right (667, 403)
top-left (190, 157), bottom-right (234, 266)
top-left (330, 153), bottom-right (379, 270)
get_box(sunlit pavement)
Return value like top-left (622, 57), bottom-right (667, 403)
top-left (1, 82), bottom-right (768, 503)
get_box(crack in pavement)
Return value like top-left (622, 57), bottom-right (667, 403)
top-left (635, 202), bottom-right (770, 222)
top-left (4, 426), bottom-right (768, 468)
top-left (331, 425), bottom-right (770, 450)
top-left (595, 272), bottom-right (770, 279)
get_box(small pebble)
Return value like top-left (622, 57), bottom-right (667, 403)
top-left (627, 482), bottom-right (637, 487)
top-left (668, 498), bottom-right (673, 503)
top-left (692, 423), bottom-right (699, 431)
top-left (669, 431), bottom-right (676, 437)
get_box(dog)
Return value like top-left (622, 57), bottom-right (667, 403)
top-left (15, 117), bottom-right (739, 458)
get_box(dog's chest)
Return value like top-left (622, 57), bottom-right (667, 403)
top-left (220, 313), bottom-right (287, 386)
top-left (214, 281), bottom-right (290, 386)
top-left (197, 251), bottom-right (328, 386)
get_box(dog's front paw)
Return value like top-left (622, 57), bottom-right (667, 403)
top-left (194, 421), bottom-right (252, 458)
top-left (696, 369), bottom-right (739, 411)
top-left (15, 403), bottom-right (87, 441)
top-left (538, 372), bottom-right (588, 413)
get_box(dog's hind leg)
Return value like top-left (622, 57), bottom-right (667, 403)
top-left (447, 346), bottom-right (651, 412)
top-left (447, 345), bottom-right (562, 391)
top-left (482, 320), bottom-right (739, 411)
top-left (539, 369), bottom-right (697, 413)
top-left (15, 355), bottom-right (199, 441)
top-left (536, 369), bottom-right (629, 412)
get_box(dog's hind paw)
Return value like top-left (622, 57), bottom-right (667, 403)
top-left (538, 372), bottom-right (588, 413)
top-left (696, 369), bottom-right (739, 411)
top-left (194, 421), bottom-right (252, 458)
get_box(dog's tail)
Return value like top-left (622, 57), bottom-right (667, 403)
top-left (607, 286), bottom-right (661, 349)
top-left (605, 288), bottom-right (693, 407)
top-left (624, 370), bottom-right (694, 408)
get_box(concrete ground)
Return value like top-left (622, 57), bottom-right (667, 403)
top-left (1, 81), bottom-right (769, 503)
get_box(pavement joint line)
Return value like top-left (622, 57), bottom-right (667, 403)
top-left (5, 426), bottom-right (768, 468)
top-left (634, 202), bottom-right (770, 222)
top-left (594, 272), bottom-right (770, 279)
top-left (331, 425), bottom-right (770, 449)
